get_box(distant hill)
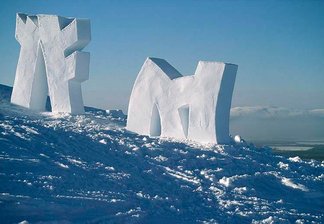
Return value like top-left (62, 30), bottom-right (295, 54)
top-left (273, 146), bottom-right (324, 161)
top-left (0, 84), bottom-right (52, 111)
top-left (0, 84), bottom-right (12, 102)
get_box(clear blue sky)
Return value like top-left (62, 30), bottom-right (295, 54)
top-left (1, 0), bottom-right (323, 112)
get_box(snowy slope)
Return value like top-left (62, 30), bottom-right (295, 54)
top-left (0, 84), bottom-right (323, 223)
top-left (0, 84), bottom-right (12, 103)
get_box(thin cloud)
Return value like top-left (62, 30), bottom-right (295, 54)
top-left (231, 106), bottom-right (324, 119)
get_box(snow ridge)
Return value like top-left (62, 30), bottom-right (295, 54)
top-left (0, 92), bottom-right (323, 223)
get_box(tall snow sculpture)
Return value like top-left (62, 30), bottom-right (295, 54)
top-left (127, 58), bottom-right (238, 144)
top-left (11, 13), bottom-right (91, 113)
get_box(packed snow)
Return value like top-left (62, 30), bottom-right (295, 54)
top-left (11, 13), bottom-right (90, 113)
top-left (127, 58), bottom-right (237, 144)
top-left (0, 85), bottom-right (323, 223)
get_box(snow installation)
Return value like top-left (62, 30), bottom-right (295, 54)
top-left (127, 58), bottom-right (238, 144)
top-left (11, 13), bottom-right (91, 114)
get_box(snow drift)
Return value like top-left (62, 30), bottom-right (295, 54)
top-left (0, 84), bottom-right (323, 223)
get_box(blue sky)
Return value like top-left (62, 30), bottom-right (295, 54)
top-left (0, 0), bottom-right (323, 112)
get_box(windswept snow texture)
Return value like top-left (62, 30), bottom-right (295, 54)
top-left (127, 58), bottom-right (237, 144)
top-left (11, 13), bottom-right (90, 114)
top-left (0, 89), bottom-right (323, 223)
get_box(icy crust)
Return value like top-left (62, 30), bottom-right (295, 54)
top-left (0, 102), bottom-right (323, 223)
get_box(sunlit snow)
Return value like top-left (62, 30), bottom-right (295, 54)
top-left (0, 85), bottom-right (323, 223)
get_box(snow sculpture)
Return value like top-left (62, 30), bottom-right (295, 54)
top-left (127, 58), bottom-right (238, 144)
top-left (11, 13), bottom-right (91, 113)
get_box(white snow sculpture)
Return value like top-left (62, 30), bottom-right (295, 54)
top-left (11, 13), bottom-right (91, 113)
top-left (127, 58), bottom-right (238, 144)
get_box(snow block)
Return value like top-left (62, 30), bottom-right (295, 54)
top-left (11, 13), bottom-right (91, 114)
top-left (127, 58), bottom-right (238, 144)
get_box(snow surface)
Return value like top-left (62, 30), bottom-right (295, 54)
top-left (0, 85), bottom-right (323, 223)
top-left (127, 58), bottom-right (237, 144)
top-left (11, 13), bottom-right (90, 114)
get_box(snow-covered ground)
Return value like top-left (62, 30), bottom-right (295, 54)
top-left (0, 84), bottom-right (323, 223)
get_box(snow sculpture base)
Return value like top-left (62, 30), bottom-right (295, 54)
top-left (127, 58), bottom-right (238, 144)
top-left (11, 13), bottom-right (91, 114)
